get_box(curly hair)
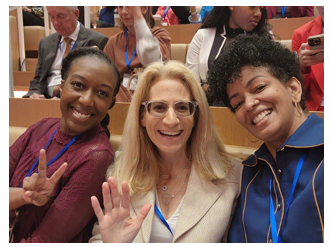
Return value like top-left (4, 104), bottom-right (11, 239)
top-left (207, 33), bottom-right (306, 112)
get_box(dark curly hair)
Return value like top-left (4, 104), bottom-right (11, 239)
top-left (207, 33), bottom-right (306, 112)
top-left (61, 47), bottom-right (121, 138)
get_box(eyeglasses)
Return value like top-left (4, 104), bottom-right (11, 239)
top-left (142, 100), bottom-right (198, 118)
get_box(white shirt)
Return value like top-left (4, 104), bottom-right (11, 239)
top-left (150, 190), bottom-right (185, 243)
top-left (47, 21), bottom-right (80, 96)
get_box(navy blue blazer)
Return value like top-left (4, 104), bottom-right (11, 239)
top-left (228, 113), bottom-right (324, 243)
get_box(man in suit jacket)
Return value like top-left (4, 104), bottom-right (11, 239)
top-left (23, 6), bottom-right (109, 99)
top-left (292, 6), bottom-right (324, 111)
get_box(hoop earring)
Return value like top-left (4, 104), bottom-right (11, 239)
top-left (293, 100), bottom-right (303, 116)
top-left (247, 131), bottom-right (260, 143)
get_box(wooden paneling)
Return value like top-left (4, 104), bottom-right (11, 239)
top-left (94, 17), bottom-right (315, 44)
top-left (9, 98), bottom-right (324, 148)
top-left (13, 71), bottom-right (34, 87)
top-left (267, 16), bottom-right (315, 40)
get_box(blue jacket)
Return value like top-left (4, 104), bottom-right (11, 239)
top-left (228, 113), bottom-right (324, 243)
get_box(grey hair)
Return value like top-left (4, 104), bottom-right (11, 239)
top-left (65, 6), bottom-right (78, 12)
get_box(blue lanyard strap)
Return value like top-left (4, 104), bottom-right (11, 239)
top-left (162, 6), bottom-right (171, 22)
top-left (125, 30), bottom-right (137, 71)
top-left (58, 22), bottom-right (80, 55)
top-left (155, 204), bottom-right (173, 236)
top-left (269, 153), bottom-right (306, 243)
top-left (281, 6), bottom-right (287, 17)
top-left (26, 128), bottom-right (82, 178)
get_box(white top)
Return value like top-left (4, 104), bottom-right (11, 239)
top-left (134, 18), bottom-right (162, 66)
top-left (186, 27), bottom-right (225, 83)
top-left (150, 190), bottom-right (185, 243)
top-left (47, 21), bottom-right (80, 96)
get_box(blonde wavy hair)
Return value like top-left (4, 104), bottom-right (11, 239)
top-left (108, 61), bottom-right (234, 194)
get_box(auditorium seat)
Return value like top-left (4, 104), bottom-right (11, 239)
top-left (171, 43), bottom-right (188, 64)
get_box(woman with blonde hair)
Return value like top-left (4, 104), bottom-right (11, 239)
top-left (103, 6), bottom-right (171, 101)
top-left (89, 60), bottom-right (242, 243)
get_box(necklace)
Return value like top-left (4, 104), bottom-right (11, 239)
top-left (158, 172), bottom-right (189, 204)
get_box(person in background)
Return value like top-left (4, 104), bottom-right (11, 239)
top-left (23, 6), bottom-right (109, 99)
top-left (265, 6), bottom-right (314, 19)
top-left (292, 6), bottom-right (324, 111)
top-left (186, 7), bottom-right (270, 96)
top-left (154, 6), bottom-right (190, 25)
top-left (208, 33), bottom-right (323, 243)
top-left (89, 60), bottom-right (242, 243)
top-left (103, 6), bottom-right (171, 102)
top-left (22, 6), bottom-right (44, 26)
top-left (10, 47), bottom-right (120, 242)
top-left (97, 6), bottom-right (116, 27)
top-left (188, 6), bottom-right (213, 23)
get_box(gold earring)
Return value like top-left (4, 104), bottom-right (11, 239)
top-left (293, 100), bottom-right (303, 116)
top-left (247, 131), bottom-right (260, 143)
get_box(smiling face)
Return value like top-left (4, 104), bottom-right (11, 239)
top-left (226, 66), bottom-right (305, 148)
top-left (141, 78), bottom-right (195, 157)
top-left (117, 6), bottom-right (135, 29)
top-left (47, 6), bottom-right (79, 37)
top-left (228, 6), bottom-right (263, 31)
top-left (59, 56), bottom-right (116, 136)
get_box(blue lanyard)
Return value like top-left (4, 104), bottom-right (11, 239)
top-left (155, 204), bottom-right (173, 236)
top-left (269, 153), bottom-right (306, 243)
top-left (162, 6), bottom-right (171, 22)
top-left (281, 6), bottom-right (287, 17)
top-left (58, 38), bottom-right (77, 55)
top-left (58, 23), bottom-right (80, 56)
top-left (125, 30), bottom-right (137, 71)
top-left (25, 128), bottom-right (82, 179)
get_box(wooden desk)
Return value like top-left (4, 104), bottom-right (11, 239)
top-left (267, 16), bottom-right (315, 40)
top-left (94, 17), bottom-right (315, 44)
top-left (9, 98), bottom-right (324, 148)
top-left (94, 23), bottom-right (201, 44)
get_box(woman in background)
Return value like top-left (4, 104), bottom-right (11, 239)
top-left (103, 6), bottom-right (171, 101)
top-left (186, 6), bottom-right (270, 94)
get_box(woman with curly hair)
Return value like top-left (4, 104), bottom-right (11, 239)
top-left (207, 33), bottom-right (324, 243)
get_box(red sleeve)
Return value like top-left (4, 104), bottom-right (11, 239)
top-left (9, 120), bottom-right (45, 181)
top-left (19, 146), bottom-right (113, 243)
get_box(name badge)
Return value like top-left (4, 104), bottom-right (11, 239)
top-left (122, 73), bottom-right (131, 88)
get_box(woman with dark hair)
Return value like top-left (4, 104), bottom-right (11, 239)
top-left (208, 33), bottom-right (324, 243)
top-left (9, 47), bottom-right (121, 243)
top-left (103, 6), bottom-right (171, 101)
top-left (186, 6), bottom-right (271, 94)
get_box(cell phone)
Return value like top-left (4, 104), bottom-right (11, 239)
top-left (308, 34), bottom-right (324, 50)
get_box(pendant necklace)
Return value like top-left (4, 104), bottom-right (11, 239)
top-left (158, 172), bottom-right (190, 204)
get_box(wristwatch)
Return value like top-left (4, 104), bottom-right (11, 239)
top-left (190, 11), bottom-right (198, 15)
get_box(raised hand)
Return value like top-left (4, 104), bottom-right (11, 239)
top-left (91, 177), bottom-right (152, 243)
top-left (22, 149), bottom-right (67, 206)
